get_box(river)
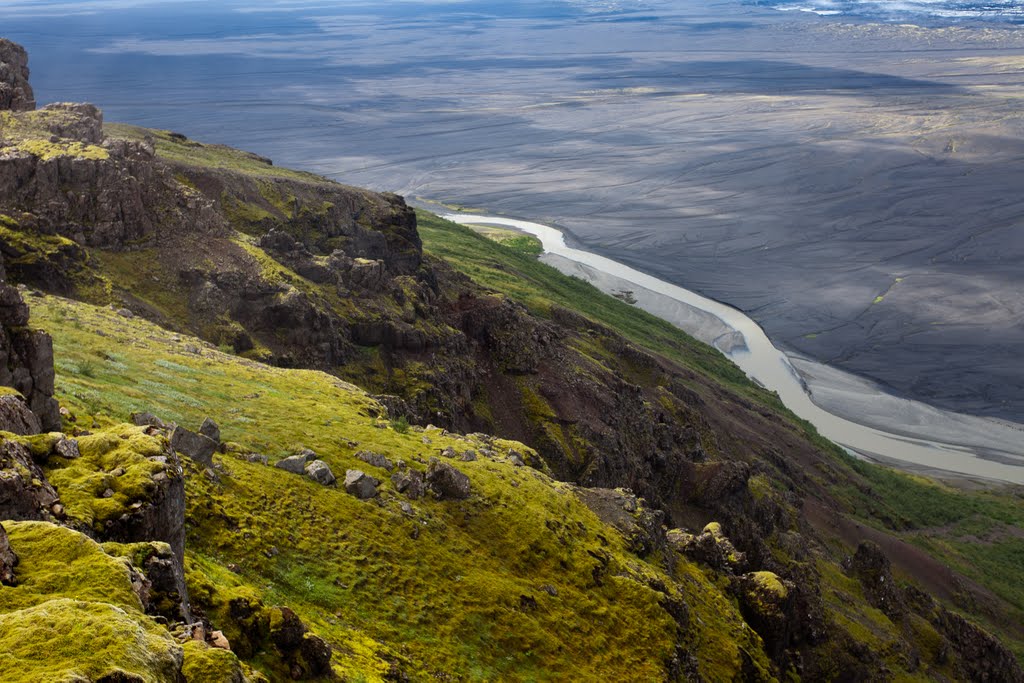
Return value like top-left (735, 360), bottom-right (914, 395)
top-left (443, 212), bottom-right (1024, 485)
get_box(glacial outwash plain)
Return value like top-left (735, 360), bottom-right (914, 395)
top-left (0, 0), bottom-right (1023, 681)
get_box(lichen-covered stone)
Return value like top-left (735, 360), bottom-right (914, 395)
top-left (425, 457), bottom-right (471, 501)
top-left (303, 459), bottom-right (335, 486)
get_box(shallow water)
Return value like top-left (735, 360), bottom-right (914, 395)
top-left (444, 213), bottom-right (1024, 484)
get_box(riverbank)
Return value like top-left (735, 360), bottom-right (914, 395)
top-left (443, 211), bottom-right (1024, 486)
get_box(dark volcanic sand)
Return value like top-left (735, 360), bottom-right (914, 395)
top-left (6, 0), bottom-right (1024, 420)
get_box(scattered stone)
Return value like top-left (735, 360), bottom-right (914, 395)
top-left (227, 563), bottom-right (241, 574)
top-left (169, 425), bottom-right (216, 467)
top-left (344, 470), bottom-right (379, 499)
top-left (440, 446), bottom-right (458, 459)
top-left (110, 467), bottom-right (125, 477)
top-left (391, 469), bottom-right (425, 500)
top-left (400, 501), bottom-right (414, 515)
top-left (191, 623), bottom-right (207, 642)
top-left (304, 459), bottom-right (336, 486)
top-left (241, 453), bottom-right (269, 465)
top-left (274, 455), bottom-right (309, 475)
top-left (0, 522), bottom-right (18, 586)
top-left (296, 448), bottom-right (317, 462)
top-left (198, 417), bottom-right (220, 443)
top-left (540, 584), bottom-right (558, 597)
top-left (116, 308), bottom-right (134, 319)
top-left (101, 488), bottom-right (114, 498)
top-left (508, 452), bottom-right (525, 467)
top-left (460, 450), bottom-right (477, 462)
top-left (425, 458), bottom-right (471, 501)
top-left (209, 630), bottom-right (231, 651)
top-left (59, 406), bottom-right (74, 423)
top-left (131, 412), bottom-right (169, 430)
top-left (421, 436), bottom-right (432, 445)
top-left (356, 450), bottom-right (394, 471)
top-left (53, 437), bottom-right (80, 459)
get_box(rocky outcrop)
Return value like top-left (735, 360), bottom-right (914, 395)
top-left (575, 487), bottom-right (666, 558)
top-left (667, 521), bottom-right (746, 574)
top-left (844, 541), bottom-right (905, 620)
top-left (0, 259), bottom-right (59, 431)
top-left (0, 521), bottom-right (17, 585)
top-left (0, 39), bottom-right (34, 112)
top-left (0, 437), bottom-right (59, 520)
top-left (733, 571), bottom-right (796, 661)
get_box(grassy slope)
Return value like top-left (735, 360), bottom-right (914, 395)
top-left (415, 210), bottom-right (1024, 661)
top-left (33, 295), bottom-right (773, 681)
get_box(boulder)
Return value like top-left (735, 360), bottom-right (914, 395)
top-left (53, 436), bottom-right (80, 460)
top-left (0, 38), bottom-right (35, 112)
top-left (344, 470), bottom-right (379, 499)
top-left (391, 469), bottom-right (425, 500)
top-left (0, 522), bottom-right (18, 585)
top-left (198, 417), bottom-right (220, 444)
top-left (274, 455), bottom-right (309, 474)
top-left (460, 450), bottom-right (477, 462)
top-left (131, 412), bottom-right (169, 430)
top-left (304, 460), bottom-right (336, 486)
top-left (0, 393), bottom-right (41, 435)
top-left (425, 458), bottom-right (471, 501)
top-left (355, 450), bottom-right (394, 471)
top-left (169, 426), bottom-right (216, 467)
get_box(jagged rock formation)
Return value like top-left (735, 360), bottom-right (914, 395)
top-left (0, 39), bottom-right (34, 112)
top-left (0, 261), bottom-right (58, 431)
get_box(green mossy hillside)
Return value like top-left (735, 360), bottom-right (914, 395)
top-left (32, 294), bottom-right (773, 680)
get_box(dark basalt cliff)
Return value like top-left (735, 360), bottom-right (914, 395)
top-left (0, 38), bottom-right (1022, 682)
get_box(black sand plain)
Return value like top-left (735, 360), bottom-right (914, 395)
top-left (8, 0), bottom-right (1024, 421)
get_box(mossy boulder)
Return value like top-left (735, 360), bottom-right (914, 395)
top-left (0, 521), bottom-right (183, 682)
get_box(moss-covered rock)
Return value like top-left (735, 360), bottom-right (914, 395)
top-left (0, 521), bottom-right (182, 682)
